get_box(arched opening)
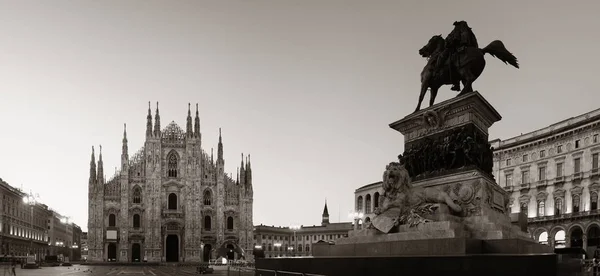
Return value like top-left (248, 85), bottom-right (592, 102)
top-left (203, 190), bottom-right (212, 205)
top-left (108, 214), bottom-right (116, 227)
top-left (365, 194), bottom-right (372, 213)
top-left (305, 244), bottom-right (310, 252)
top-left (592, 192), bottom-right (598, 210)
top-left (570, 227), bottom-right (584, 248)
top-left (374, 192), bottom-right (380, 209)
top-left (203, 244), bottom-right (212, 262)
top-left (168, 193), bottom-right (177, 210)
top-left (133, 214), bottom-right (140, 228)
top-left (167, 152), bottom-right (178, 178)
top-left (356, 196), bottom-right (363, 212)
top-left (204, 216), bottom-right (212, 230)
top-left (554, 230), bottom-right (566, 248)
top-left (165, 235), bottom-right (179, 262)
top-left (588, 225), bottom-right (600, 248)
top-left (132, 186), bottom-right (142, 204)
top-left (572, 195), bottom-right (581, 213)
top-left (357, 219), bottom-right (363, 230)
top-left (227, 217), bottom-right (234, 230)
top-left (537, 231), bottom-right (548, 245)
top-left (520, 202), bottom-right (527, 215)
top-left (107, 243), bottom-right (117, 261)
top-left (131, 243), bottom-right (141, 262)
top-left (365, 217), bottom-right (371, 224)
top-left (226, 244), bottom-right (235, 260)
top-left (537, 200), bottom-right (545, 216)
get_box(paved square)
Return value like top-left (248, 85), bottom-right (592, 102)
top-left (6, 265), bottom-right (255, 276)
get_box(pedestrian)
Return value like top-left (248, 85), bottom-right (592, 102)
top-left (2, 256), bottom-right (9, 276)
top-left (10, 258), bottom-right (16, 276)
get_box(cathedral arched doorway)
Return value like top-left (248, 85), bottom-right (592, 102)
top-left (107, 243), bottom-right (117, 261)
top-left (226, 244), bottom-right (235, 260)
top-left (203, 244), bottom-right (212, 262)
top-left (131, 243), bottom-right (141, 262)
top-left (165, 235), bottom-right (179, 262)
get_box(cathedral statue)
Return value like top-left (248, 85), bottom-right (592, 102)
top-left (414, 21), bottom-right (520, 112)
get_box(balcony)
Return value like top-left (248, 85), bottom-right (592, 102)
top-left (161, 209), bottom-right (184, 219)
top-left (519, 182), bottom-right (530, 191)
top-left (503, 185), bottom-right (514, 192)
top-left (554, 176), bottom-right (565, 185)
top-left (592, 168), bottom-right (599, 178)
top-left (535, 180), bottom-right (548, 189)
top-left (573, 172), bottom-right (583, 181)
top-left (528, 209), bottom-right (600, 223)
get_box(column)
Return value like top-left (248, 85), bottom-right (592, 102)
top-left (583, 234), bottom-right (588, 251)
top-left (565, 234), bottom-right (571, 247)
top-left (548, 236), bottom-right (555, 248)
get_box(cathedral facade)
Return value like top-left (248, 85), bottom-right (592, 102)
top-left (87, 103), bottom-right (254, 263)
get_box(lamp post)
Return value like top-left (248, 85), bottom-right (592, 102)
top-left (289, 225), bottom-right (300, 257)
top-left (348, 212), bottom-right (364, 230)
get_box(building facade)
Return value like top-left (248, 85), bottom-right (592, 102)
top-left (71, 224), bottom-right (82, 261)
top-left (491, 108), bottom-right (600, 254)
top-left (47, 211), bottom-right (71, 260)
top-left (87, 103), bottom-right (254, 263)
top-left (253, 203), bottom-right (352, 258)
top-left (0, 179), bottom-right (51, 261)
top-left (81, 232), bottom-right (88, 261)
top-left (353, 182), bottom-right (382, 229)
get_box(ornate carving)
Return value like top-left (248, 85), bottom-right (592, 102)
top-left (553, 188), bottom-right (566, 198)
top-left (536, 191), bottom-right (549, 201)
top-left (399, 123), bottom-right (494, 180)
top-left (371, 162), bottom-right (462, 233)
top-left (571, 186), bottom-right (583, 196)
top-left (518, 194), bottom-right (531, 204)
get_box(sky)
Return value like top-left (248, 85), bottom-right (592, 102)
top-left (1, 0), bottom-right (599, 232)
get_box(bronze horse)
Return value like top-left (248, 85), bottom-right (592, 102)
top-left (414, 34), bottom-right (519, 112)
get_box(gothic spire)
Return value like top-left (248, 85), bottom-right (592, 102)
top-left (146, 101), bottom-right (153, 137)
top-left (217, 128), bottom-right (223, 163)
top-left (153, 102), bottom-right (161, 137)
top-left (239, 153), bottom-right (245, 186)
top-left (194, 103), bottom-right (200, 138)
top-left (97, 145), bottom-right (104, 184)
top-left (186, 103), bottom-right (193, 137)
top-left (245, 154), bottom-right (252, 188)
top-left (211, 148), bottom-right (214, 165)
top-left (89, 146), bottom-right (96, 183)
top-left (236, 167), bottom-right (239, 184)
top-left (122, 123), bottom-right (129, 169)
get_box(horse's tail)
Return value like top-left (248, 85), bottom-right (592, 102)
top-left (482, 40), bottom-right (520, 68)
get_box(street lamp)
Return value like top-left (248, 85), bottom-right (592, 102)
top-left (348, 212), bottom-right (364, 230)
top-left (289, 225), bottom-right (300, 256)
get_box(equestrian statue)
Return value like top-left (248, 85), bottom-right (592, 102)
top-left (414, 21), bottom-right (519, 113)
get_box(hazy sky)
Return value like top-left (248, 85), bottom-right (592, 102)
top-left (1, 0), bottom-right (599, 232)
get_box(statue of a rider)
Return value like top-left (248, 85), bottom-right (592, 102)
top-left (436, 21), bottom-right (479, 92)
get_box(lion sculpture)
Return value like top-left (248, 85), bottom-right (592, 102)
top-left (371, 161), bottom-right (462, 233)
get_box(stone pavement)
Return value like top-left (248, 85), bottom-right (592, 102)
top-left (3, 264), bottom-right (255, 276)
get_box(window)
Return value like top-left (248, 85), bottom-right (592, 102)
top-left (167, 152), bottom-right (178, 178)
top-left (227, 216), bottom-right (234, 230)
top-left (356, 196), bottom-right (363, 212)
top-left (108, 214), bottom-right (116, 227)
top-left (538, 167), bottom-right (546, 181)
top-left (506, 158), bottom-right (512, 166)
top-left (133, 214), bottom-right (140, 228)
top-left (575, 140), bottom-right (581, 149)
top-left (204, 216), bottom-right (212, 230)
top-left (555, 198), bottom-right (563, 215)
top-left (592, 193), bottom-right (598, 210)
top-left (374, 192), bottom-right (380, 208)
top-left (132, 187), bottom-right (142, 204)
top-left (594, 134), bottom-right (599, 143)
top-left (557, 145), bottom-right (563, 153)
top-left (168, 193), bottom-right (177, 210)
top-left (593, 153), bottom-right (599, 169)
top-left (539, 150), bottom-right (545, 158)
top-left (505, 174), bottom-right (513, 187)
top-left (573, 195), bottom-right (580, 213)
top-left (203, 190), bottom-right (212, 205)
top-left (574, 158), bottom-right (581, 173)
top-left (305, 244), bottom-right (310, 252)
top-left (556, 163), bottom-right (564, 177)
top-left (365, 194), bottom-right (372, 214)
top-left (523, 154), bottom-right (528, 162)
top-left (521, 171), bottom-right (530, 184)
top-left (537, 200), bottom-right (545, 217)
top-left (520, 202), bottom-right (528, 214)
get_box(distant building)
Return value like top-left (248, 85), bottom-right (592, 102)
top-left (0, 178), bottom-right (51, 261)
top-left (71, 224), bottom-right (82, 261)
top-left (87, 103), bottom-right (254, 263)
top-left (81, 232), bottom-right (88, 261)
top-left (491, 108), bottom-right (600, 253)
top-left (48, 211), bottom-right (71, 260)
top-left (253, 202), bottom-right (353, 258)
top-left (353, 182), bottom-right (382, 229)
